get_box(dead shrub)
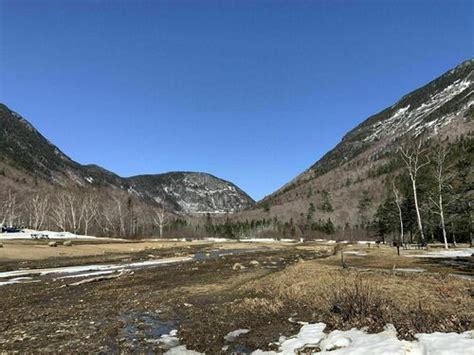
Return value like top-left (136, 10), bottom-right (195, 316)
top-left (328, 276), bottom-right (392, 329)
top-left (396, 302), bottom-right (471, 339)
top-left (230, 297), bottom-right (285, 316)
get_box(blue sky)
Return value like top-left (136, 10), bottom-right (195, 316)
top-left (0, 0), bottom-right (473, 200)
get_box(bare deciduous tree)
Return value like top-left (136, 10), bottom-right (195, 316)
top-left (392, 181), bottom-right (404, 247)
top-left (4, 190), bottom-right (20, 228)
top-left (399, 140), bottom-right (430, 244)
top-left (429, 146), bottom-right (453, 249)
top-left (96, 203), bottom-right (113, 236)
top-left (113, 196), bottom-right (126, 237)
top-left (0, 195), bottom-right (8, 227)
top-left (81, 193), bottom-right (99, 236)
top-left (52, 193), bottom-right (68, 232)
top-left (66, 193), bottom-right (81, 233)
top-left (29, 194), bottom-right (50, 230)
top-left (153, 206), bottom-right (169, 238)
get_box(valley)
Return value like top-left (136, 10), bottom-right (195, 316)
top-left (0, 11), bottom-right (473, 354)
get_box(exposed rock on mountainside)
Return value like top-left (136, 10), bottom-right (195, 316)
top-left (0, 104), bottom-right (254, 214)
top-left (307, 59), bottom-right (473, 179)
top-left (127, 172), bottom-right (254, 214)
top-left (250, 59), bottom-right (473, 226)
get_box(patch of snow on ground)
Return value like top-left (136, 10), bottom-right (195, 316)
top-left (416, 331), bottom-right (474, 354)
top-left (57, 270), bottom-right (117, 279)
top-left (343, 251), bottom-right (367, 256)
top-left (240, 238), bottom-right (297, 243)
top-left (251, 323), bottom-right (474, 355)
top-left (224, 329), bottom-right (250, 342)
top-left (160, 329), bottom-right (203, 354)
top-left (0, 256), bottom-right (193, 286)
top-left (0, 229), bottom-right (125, 241)
top-left (0, 276), bottom-right (40, 286)
top-left (450, 274), bottom-right (474, 281)
top-left (164, 345), bottom-right (202, 355)
top-left (406, 248), bottom-right (474, 258)
top-left (393, 267), bottom-right (426, 273)
top-left (203, 237), bottom-right (232, 242)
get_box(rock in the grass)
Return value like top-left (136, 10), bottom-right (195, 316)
top-left (0, 243), bottom-right (3, 248)
top-left (63, 240), bottom-right (72, 247)
top-left (232, 263), bottom-right (246, 270)
top-left (48, 241), bottom-right (58, 247)
top-left (249, 260), bottom-right (260, 266)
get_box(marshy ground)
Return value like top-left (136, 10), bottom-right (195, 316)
top-left (0, 239), bottom-right (472, 353)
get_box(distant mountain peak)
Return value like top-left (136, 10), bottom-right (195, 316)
top-left (127, 171), bottom-right (254, 214)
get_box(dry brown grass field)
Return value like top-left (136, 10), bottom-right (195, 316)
top-left (0, 239), bottom-right (472, 353)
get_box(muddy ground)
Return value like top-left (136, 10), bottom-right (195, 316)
top-left (0, 241), bottom-right (472, 354)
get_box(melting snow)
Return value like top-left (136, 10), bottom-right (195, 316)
top-left (392, 267), bottom-right (426, 273)
top-left (224, 329), bottom-right (250, 342)
top-left (252, 323), bottom-right (474, 355)
top-left (0, 256), bottom-right (193, 286)
top-left (0, 229), bottom-right (125, 241)
top-left (406, 248), bottom-right (474, 258)
top-left (343, 251), bottom-right (368, 256)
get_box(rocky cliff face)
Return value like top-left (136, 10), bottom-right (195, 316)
top-left (0, 104), bottom-right (254, 214)
top-left (127, 172), bottom-right (254, 214)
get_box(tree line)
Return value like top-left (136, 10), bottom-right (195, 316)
top-left (0, 188), bottom-right (175, 238)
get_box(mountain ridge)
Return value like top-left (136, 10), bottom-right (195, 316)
top-left (0, 104), bottom-right (254, 214)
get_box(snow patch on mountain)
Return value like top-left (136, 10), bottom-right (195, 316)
top-left (364, 77), bottom-right (473, 143)
top-left (127, 172), bottom-right (254, 214)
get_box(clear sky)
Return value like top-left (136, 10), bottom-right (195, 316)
top-left (0, 0), bottom-right (473, 200)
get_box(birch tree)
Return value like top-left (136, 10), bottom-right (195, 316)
top-left (113, 196), bottom-right (126, 237)
top-left (392, 181), bottom-right (404, 246)
top-left (0, 195), bottom-right (7, 227)
top-left (153, 206), bottom-right (168, 238)
top-left (399, 140), bottom-right (430, 244)
top-left (81, 193), bottom-right (99, 236)
top-left (429, 146), bottom-right (452, 249)
top-left (29, 194), bottom-right (50, 230)
top-left (66, 193), bottom-right (81, 233)
top-left (96, 203), bottom-right (114, 236)
top-left (52, 193), bottom-right (70, 232)
top-left (4, 190), bottom-right (19, 228)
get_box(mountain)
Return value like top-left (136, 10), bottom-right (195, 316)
top-left (127, 172), bottom-right (253, 214)
top-left (247, 59), bottom-right (473, 226)
top-left (0, 104), bottom-right (124, 188)
top-left (0, 104), bottom-right (254, 214)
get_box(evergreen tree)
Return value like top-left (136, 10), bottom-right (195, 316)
top-left (307, 203), bottom-right (316, 223)
top-left (318, 190), bottom-right (334, 212)
top-left (358, 190), bottom-right (372, 228)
